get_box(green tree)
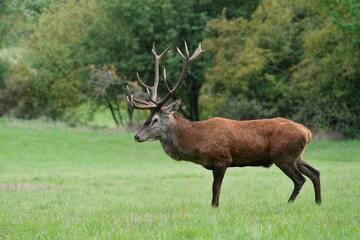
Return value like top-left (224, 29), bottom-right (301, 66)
top-left (14, 0), bottom-right (103, 121)
top-left (0, 0), bottom-right (18, 115)
top-left (293, 0), bottom-right (360, 137)
top-left (0, 0), bottom-right (19, 48)
top-left (204, 0), bottom-right (360, 137)
top-left (205, 0), bottom-right (313, 118)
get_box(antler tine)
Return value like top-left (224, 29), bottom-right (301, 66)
top-left (136, 72), bottom-right (151, 89)
top-left (126, 95), bottom-right (135, 108)
top-left (176, 46), bottom-right (185, 59)
top-left (126, 86), bottom-right (157, 110)
top-left (127, 96), bottom-right (155, 110)
top-left (151, 43), bottom-right (160, 102)
top-left (126, 86), bottom-right (146, 105)
top-left (152, 42), bottom-right (172, 59)
top-left (163, 68), bottom-right (171, 93)
top-left (184, 41), bottom-right (190, 57)
top-left (146, 88), bottom-right (159, 106)
top-left (177, 42), bottom-right (205, 62)
top-left (176, 41), bottom-right (190, 60)
top-left (189, 42), bottom-right (206, 61)
top-left (150, 43), bottom-right (171, 102)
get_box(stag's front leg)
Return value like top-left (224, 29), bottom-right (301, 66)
top-left (211, 165), bottom-right (227, 207)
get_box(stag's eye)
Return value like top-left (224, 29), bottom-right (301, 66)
top-left (152, 118), bottom-right (159, 125)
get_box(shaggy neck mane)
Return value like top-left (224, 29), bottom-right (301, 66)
top-left (160, 114), bottom-right (198, 161)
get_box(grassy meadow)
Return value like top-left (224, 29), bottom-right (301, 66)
top-left (0, 118), bottom-right (359, 240)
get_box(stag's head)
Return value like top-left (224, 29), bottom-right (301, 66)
top-left (126, 42), bottom-right (205, 142)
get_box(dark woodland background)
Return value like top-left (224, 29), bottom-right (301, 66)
top-left (1, 0), bottom-right (359, 138)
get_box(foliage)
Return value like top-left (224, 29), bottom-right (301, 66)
top-left (0, 0), bottom-right (57, 47)
top-left (0, 58), bottom-right (9, 90)
top-left (331, 0), bottom-right (360, 39)
top-left (0, 0), bottom-right (359, 137)
top-left (12, 0), bottom-right (103, 121)
top-left (205, 0), bottom-right (309, 118)
top-left (0, 0), bottom-right (20, 48)
top-left (0, 61), bottom-right (31, 117)
top-left (204, 0), bottom-right (360, 137)
top-left (293, 0), bottom-right (360, 136)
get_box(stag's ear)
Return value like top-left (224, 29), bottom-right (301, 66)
top-left (164, 99), bottom-right (181, 115)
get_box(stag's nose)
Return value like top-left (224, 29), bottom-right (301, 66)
top-left (134, 135), bottom-right (140, 142)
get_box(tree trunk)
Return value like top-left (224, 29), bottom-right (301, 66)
top-left (108, 102), bottom-right (119, 127)
top-left (127, 104), bottom-right (134, 127)
top-left (186, 75), bottom-right (201, 121)
top-left (114, 98), bottom-right (124, 126)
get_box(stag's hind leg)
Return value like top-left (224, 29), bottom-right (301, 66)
top-left (276, 161), bottom-right (306, 203)
top-left (297, 159), bottom-right (321, 204)
top-left (211, 165), bottom-right (227, 207)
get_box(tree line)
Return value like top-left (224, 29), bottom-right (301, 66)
top-left (0, 0), bottom-right (359, 138)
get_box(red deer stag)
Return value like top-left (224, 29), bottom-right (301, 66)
top-left (126, 42), bottom-right (321, 207)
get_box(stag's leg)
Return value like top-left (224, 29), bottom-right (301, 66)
top-left (211, 165), bottom-right (227, 207)
top-left (297, 159), bottom-right (321, 204)
top-left (276, 161), bottom-right (306, 203)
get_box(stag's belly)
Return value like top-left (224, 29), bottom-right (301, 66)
top-left (230, 155), bottom-right (273, 168)
top-left (224, 131), bottom-right (272, 167)
top-left (229, 146), bottom-right (273, 167)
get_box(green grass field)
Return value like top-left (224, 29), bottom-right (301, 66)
top-left (0, 118), bottom-right (359, 240)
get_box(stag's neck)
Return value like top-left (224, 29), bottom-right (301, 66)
top-left (160, 114), bottom-right (200, 162)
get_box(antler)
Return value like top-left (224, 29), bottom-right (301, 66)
top-left (126, 42), bottom-right (205, 110)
